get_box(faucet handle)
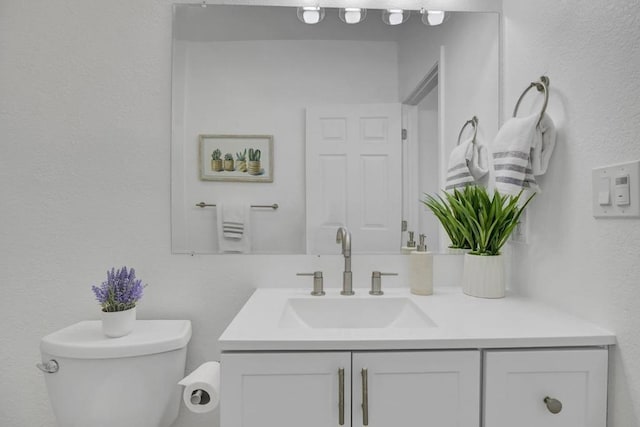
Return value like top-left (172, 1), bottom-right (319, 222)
top-left (297, 271), bottom-right (325, 296)
top-left (370, 271), bottom-right (398, 295)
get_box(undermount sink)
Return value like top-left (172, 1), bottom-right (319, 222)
top-left (278, 297), bottom-right (436, 329)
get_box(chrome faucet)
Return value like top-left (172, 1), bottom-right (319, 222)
top-left (336, 227), bottom-right (354, 295)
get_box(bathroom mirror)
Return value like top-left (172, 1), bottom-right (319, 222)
top-left (171, 4), bottom-right (499, 255)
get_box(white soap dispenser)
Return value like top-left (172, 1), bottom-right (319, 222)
top-left (409, 234), bottom-right (434, 295)
top-left (401, 231), bottom-right (417, 254)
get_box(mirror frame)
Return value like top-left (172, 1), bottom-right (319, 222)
top-left (170, 1), bottom-right (503, 255)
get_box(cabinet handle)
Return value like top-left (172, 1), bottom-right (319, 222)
top-left (338, 368), bottom-right (345, 425)
top-left (543, 396), bottom-right (563, 414)
top-left (362, 368), bottom-right (369, 426)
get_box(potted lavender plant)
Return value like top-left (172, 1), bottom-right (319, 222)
top-left (91, 266), bottom-right (146, 338)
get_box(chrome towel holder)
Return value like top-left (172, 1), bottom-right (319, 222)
top-left (513, 75), bottom-right (550, 126)
top-left (195, 202), bottom-right (279, 209)
top-left (457, 116), bottom-right (479, 145)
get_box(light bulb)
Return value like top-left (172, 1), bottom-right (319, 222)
top-left (339, 8), bottom-right (366, 24)
top-left (382, 9), bottom-right (409, 26)
top-left (297, 6), bottom-right (325, 25)
top-left (420, 9), bottom-right (447, 26)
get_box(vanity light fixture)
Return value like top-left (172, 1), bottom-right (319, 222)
top-left (338, 7), bottom-right (367, 24)
top-left (420, 9), bottom-right (448, 26)
top-left (381, 8), bottom-right (410, 26)
top-left (297, 6), bottom-right (326, 24)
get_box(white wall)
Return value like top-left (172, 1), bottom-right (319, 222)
top-left (3, 1), bottom-right (640, 426)
top-left (173, 39), bottom-right (399, 254)
top-left (0, 4), bottom-right (406, 426)
top-left (503, 0), bottom-right (640, 425)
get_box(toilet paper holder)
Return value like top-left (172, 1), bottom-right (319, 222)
top-left (190, 389), bottom-right (211, 405)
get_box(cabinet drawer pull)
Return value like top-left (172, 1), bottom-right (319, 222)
top-left (362, 368), bottom-right (369, 426)
top-left (543, 396), bottom-right (563, 414)
top-left (338, 368), bottom-right (345, 425)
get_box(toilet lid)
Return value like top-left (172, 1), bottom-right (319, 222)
top-left (40, 320), bottom-right (192, 359)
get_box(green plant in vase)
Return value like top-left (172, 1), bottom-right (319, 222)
top-left (422, 187), bottom-right (474, 252)
top-left (224, 153), bottom-right (235, 171)
top-left (211, 149), bottom-right (223, 172)
top-left (448, 186), bottom-right (534, 256)
top-left (248, 148), bottom-right (261, 176)
top-left (443, 185), bottom-right (534, 298)
top-left (235, 149), bottom-right (247, 172)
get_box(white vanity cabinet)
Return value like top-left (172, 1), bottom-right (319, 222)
top-left (221, 352), bottom-right (351, 427)
top-left (222, 348), bottom-right (609, 427)
top-left (352, 351), bottom-right (480, 427)
top-left (484, 348), bottom-right (608, 427)
top-left (218, 288), bottom-right (615, 427)
top-left (221, 350), bottom-right (480, 427)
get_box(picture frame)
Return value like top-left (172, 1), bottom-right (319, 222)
top-left (199, 134), bottom-right (273, 182)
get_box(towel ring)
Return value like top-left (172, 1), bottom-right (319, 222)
top-left (513, 76), bottom-right (550, 126)
top-left (457, 116), bottom-right (479, 146)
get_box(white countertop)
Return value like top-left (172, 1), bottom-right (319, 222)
top-left (218, 288), bottom-right (616, 351)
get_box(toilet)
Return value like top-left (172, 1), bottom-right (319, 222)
top-left (39, 319), bottom-right (191, 427)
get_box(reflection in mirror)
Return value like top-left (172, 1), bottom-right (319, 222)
top-left (171, 5), bottom-right (499, 255)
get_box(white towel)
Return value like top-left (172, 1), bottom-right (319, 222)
top-left (445, 137), bottom-right (475, 191)
top-left (445, 137), bottom-right (488, 191)
top-left (469, 141), bottom-right (489, 181)
top-left (530, 113), bottom-right (557, 176)
top-left (492, 113), bottom-right (539, 197)
top-left (216, 204), bottom-right (251, 253)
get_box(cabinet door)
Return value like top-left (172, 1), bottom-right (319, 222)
top-left (484, 348), bottom-right (608, 427)
top-left (352, 351), bottom-right (481, 427)
top-left (221, 352), bottom-right (351, 427)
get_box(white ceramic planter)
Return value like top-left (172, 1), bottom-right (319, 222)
top-left (446, 247), bottom-right (471, 255)
top-left (101, 307), bottom-right (136, 338)
top-left (462, 253), bottom-right (505, 298)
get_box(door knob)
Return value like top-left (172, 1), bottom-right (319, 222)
top-left (543, 396), bottom-right (562, 414)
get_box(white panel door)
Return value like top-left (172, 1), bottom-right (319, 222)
top-left (352, 351), bottom-right (481, 427)
top-left (484, 349), bottom-right (608, 427)
top-left (221, 352), bottom-right (351, 427)
top-left (306, 104), bottom-right (402, 254)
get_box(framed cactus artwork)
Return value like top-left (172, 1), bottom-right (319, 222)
top-left (198, 134), bottom-right (273, 182)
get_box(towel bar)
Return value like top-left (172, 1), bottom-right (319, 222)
top-left (513, 76), bottom-right (550, 126)
top-left (195, 202), bottom-right (279, 210)
top-left (457, 116), bottom-right (479, 145)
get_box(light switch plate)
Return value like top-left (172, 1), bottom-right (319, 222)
top-left (592, 160), bottom-right (640, 218)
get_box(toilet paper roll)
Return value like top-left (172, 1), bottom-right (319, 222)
top-left (178, 361), bottom-right (220, 414)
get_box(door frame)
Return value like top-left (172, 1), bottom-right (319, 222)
top-left (401, 46), bottom-right (446, 251)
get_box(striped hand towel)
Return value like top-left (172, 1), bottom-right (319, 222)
top-left (530, 113), bottom-right (557, 176)
top-left (469, 141), bottom-right (489, 181)
top-left (216, 204), bottom-right (251, 253)
top-left (221, 204), bottom-right (245, 239)
top-left (445, 137), bottom-right (476, 191)
top-left (445, 137), bottom-right (488, 191)
top-left (223, 221), bottom-right (244, 239)
top-left (492, 113), bottom-right (539, 197)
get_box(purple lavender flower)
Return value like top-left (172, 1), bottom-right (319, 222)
top-left (91, 266), bottom-right (146, 312)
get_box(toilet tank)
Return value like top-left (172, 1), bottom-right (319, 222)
top-left (40, 320), bottom-right (191, 427)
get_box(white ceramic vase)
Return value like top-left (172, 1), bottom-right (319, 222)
top-left (101, 307), bottom-right (136, 338)
top-left (462, 253), bottom-right (505, 298)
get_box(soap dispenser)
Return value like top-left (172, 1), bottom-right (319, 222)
top-left (401, 231), bottom-right (417, 254)
top-left (409, 234), bottom-right (434, 295)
